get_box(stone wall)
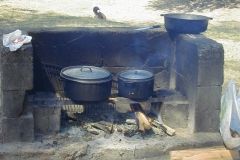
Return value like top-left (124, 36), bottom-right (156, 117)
top-left (0, 44), bottom-right (34, 142)
top-left (29, 29), bottom-right (224, 133)
top-left (0, 28), bottom-right (224, 143)
top-left (175, 34), bottom-right (224, 133)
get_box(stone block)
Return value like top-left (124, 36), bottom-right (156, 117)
top-left (2, 90), bottom-right (26, 118)
top-left (198, 61), bottom-right (224, 86)
top-left (176, 34), bottom-right (224, 62)
top-left (2, 112), bottom-right (34, 143)
top-left (196, 39), bottom-right (224, 62)
top-left (161, 102), bottom-right (189, 129)
top-left (176, 34), bottom-right (224, 86)
top-left (177, 60), bottom-right (220, 88)
top-left (1, 43), bottom-right (33, 90)
top-left (1, 63), bottom-right (33, 90)
top-left (32, 102), bottom-right (62, 134)
top-left (196, 86), bottom-right (222, 112)
top-left (195, 110), bottom-right (220, 132)
top-left (1, 43), bottom-right (33, 64)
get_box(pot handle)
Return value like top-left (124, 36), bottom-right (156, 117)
top-left (80, 66), bottom-right (92, 72)
top-left (160, 14), bottom-right (165, 16)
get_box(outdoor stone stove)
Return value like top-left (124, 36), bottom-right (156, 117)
top-left (0, 27), bottom-right (224, 159)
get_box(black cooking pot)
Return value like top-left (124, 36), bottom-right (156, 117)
top-left (118, 69), bottom-right (154, 100)
top-left (60, 66), bottom-right (112, 102)
top-left (161, 13), bottom-right (212, 34)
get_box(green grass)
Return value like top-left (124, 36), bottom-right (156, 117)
top-left (204, 21), bottom-right (240, 42)
top-left (223, 61), bottom-right (240, 93)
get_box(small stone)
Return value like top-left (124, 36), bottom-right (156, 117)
top-left (53, 141), bottom-right (58, 145)
top-left (89, 130), bottom-right (99, 135)
top-left (117, 128), bottom-right (123, 132)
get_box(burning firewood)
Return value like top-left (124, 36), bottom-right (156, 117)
top-left (135, 111), bottom-right (152, 131)
top-left (130, 103), bottom-right (152, 131)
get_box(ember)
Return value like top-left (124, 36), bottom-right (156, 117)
top-left (60, 103), bottom-right (170, 139)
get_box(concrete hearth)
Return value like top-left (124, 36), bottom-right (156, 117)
top-left (0, 27), bottom-right (224, 159)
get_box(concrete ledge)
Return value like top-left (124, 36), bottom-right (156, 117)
top-left (0, 131), bottom-right (223, 160)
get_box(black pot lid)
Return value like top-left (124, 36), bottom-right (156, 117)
top-left (118, 69), bottom-right (153, 80)
top-left (60, 66), bottom-right (112, 82)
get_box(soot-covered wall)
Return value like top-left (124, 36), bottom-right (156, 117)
top-left (29, 27), bottom-right (172, 92)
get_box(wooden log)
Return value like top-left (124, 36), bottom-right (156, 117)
top-left (98, 121), bottom-right (113, 133)
top-left (130, 103), bottom-right (152, 131)
top-left (98, 120), bottom-right (113, 126)
top-left (151, 125), bottom-right (164, 135)
top-left (135, 111), bottom-right (152, 131)
top-left (170, 147), bottom-right (240, 160)
top-left (126, 119), bottom-right (137, 125)
top-left (151, 119), bottom-right (176, 136)
top-left (91, 121), bottom-right (113, 134)
top-left (87, 129), bottom-right (99, 135)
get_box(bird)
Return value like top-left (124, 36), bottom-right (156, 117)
top-left (93, 6), bottom-right (107, 20)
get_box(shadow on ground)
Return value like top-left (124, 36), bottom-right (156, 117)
top-left (0, 5), bottom-right (132, 30)
top-left (147, 0), bottom-right (240, 12)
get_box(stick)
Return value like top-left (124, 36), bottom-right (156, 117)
top-left (151, 120), bottom-right (175, 136)
top-left (91, 121), bottom-right (113, 134)
top-left (126, 119), bottom-right (137, 125)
